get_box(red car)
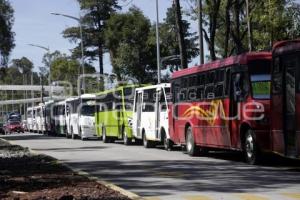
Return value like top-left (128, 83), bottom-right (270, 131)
top-left (4, 121), bottom-right (25, 134)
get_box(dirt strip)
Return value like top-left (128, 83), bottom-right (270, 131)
top-left (0, 139), bottom-right (131, 200)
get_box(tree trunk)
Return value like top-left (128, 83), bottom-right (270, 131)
top-left (174, 0), bottom-right (188, 69)
top-left (98, 44), bottom-right (104, 75)
top-left (207, 0), bottom-right (220, 61)
top-left (233, 0), bottom-right (244, 54)
top-left (224, 0), bottom-right (232, 58)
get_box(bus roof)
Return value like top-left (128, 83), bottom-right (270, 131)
top-left (81, 94), bottom-right (97, 99)
top-left (95, 84), bottom-right (143, 97)
top-left (273, 40), bottom-right (300, 56)
top-left (135, 83), bottom-right (170, 92)
top-left (65, 97), bottom-right (79, 102)
top-left (172, 52), bottom-right (271, 79)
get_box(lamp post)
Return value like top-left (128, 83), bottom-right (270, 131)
top-left (197, 0), bottom-right (204, 64)
top-left (155, 0), bottom-right (161, 84)
top-left (51, 12), bottom-right (85, 94)
top-left (28, 44), bottom-right (52, 99)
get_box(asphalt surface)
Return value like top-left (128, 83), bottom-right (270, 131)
top-left (1, 133), bottom-right (300, 200)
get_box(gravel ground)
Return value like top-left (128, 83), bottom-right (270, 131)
top-left (0, 139), bottom-right (131, 200)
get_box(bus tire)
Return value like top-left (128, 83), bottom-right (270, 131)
top-left (143, 131), bottom-right (153, 148)
top-left (65, 126), bottom-right (70, 139)
top-left (71, 127), bottom-right (76, 140)
top-left (102, 127), bottom-right (109, 143)
top-left (162, 129), bottom-right (173, 151)
top-left (123, 131), bottom-right (131, 146)
top-left (243, 129), bottom-right (259, 165)
top-left (186, 126), bottom-right (199, 156)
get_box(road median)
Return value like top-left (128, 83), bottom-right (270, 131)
top-left (0, 138), bottom-right (140, 200)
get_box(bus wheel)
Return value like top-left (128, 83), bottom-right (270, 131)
top-left (123, 132), bottom-right (131, 146)
top-left (162, 130), bottom-right (173, 151)
top-left (65, 128), bottom-right (69, 138)
top-left (102, 127), bottom-right (109, 143)
top-left (143, 132), bottom-right (153, 148)
top-left (71, 127), bottom-right (76, 140)
top-left (244, 129), bottom-right (259, 165)
top-left (186, 126), bottom-right (199, 156)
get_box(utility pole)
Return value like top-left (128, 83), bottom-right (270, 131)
top-left (155, 0), bottom-right (161, 84)
top-left (31, 72), bottom-right (34, 110)
top-left (51, 13), bottom-right (85, 93)
top-left (198, 0), bottom-right (204, 64)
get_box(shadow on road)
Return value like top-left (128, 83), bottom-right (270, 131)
top-left (32, 146), bottom-right (108, 152)
top-left (0, 134), bottom-right (60, 141)
top-left (68, 156), bottom-right (300, 196)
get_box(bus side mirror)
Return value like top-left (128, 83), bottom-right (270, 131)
top-left (142, 103), bottom-right (146, 110)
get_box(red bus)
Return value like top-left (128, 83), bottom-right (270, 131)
top-left (169, 52), bottom-right (272, 164)
top-left (271, 40), bottom-right (300, 159)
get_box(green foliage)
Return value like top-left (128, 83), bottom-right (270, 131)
top-left (50, 51), bottom-right (95, 84)
top-left (11, 57), bottom-right (34, 75)
top-left (105, 6), bottom-right (198, 83)
top-left (105, 7), bottom-right (155, 83)
top-left (154, 5), bottom-right (198, 68)
top-left (188, 0), bottom-right (300, 60)
top-left (0, 0), bottom-right (15, 66)
top-left (62, 0), bottom-right (120, 74)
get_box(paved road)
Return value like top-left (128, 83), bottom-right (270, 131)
top-left (1, 133), bottom-right (300, 200)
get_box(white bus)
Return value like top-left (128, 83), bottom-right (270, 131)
top-left (35, 104), bottom-right (46, 133)
top-left (65, 97), bottom-right (79, 138)
top-left (26, 107), bottom-right (35, 132)
top-left (66, 94), bottom-right (97, 140)
top-left (132, 83), bottom-right (173, 149)
top-left (53, 100), bottom-right (67, 135)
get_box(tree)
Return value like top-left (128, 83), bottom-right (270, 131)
top-left (105, 6), bottom-right (198, 82)
top-left (105, 7), bottom-right (155, 82)
top-left (62, 0), bottom-right (120, 74)
top-left (0, 0), bottom-right (15, 66)
top-left (50, 51), bottom-right (96, 93)
top-left (11, 57), bottom-right (33, 75)
top-left (188, 0), bottom-right (300, 60)
top-left (174, 0), bottom-right (188, 68)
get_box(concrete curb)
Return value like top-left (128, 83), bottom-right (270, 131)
top-left (0, 137), bottom-right (143, 200)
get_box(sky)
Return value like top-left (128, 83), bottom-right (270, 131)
top-left (9, 0), bottom-right (199, 74)
top-left (10, 0), bottom-right (299, 74)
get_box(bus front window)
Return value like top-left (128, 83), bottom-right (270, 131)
top-left (249, 59), bottom-right (271, 100)
top-left (81, 105), bottom-right (96, 116)
top-left (251, 75), bottom-right (271, 99)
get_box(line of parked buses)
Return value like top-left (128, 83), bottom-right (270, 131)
top-left (26, 40), bottom-right (300, 164)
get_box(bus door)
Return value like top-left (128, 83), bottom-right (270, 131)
top-left (282, 55), bottom-right (298, 157)
top-left (230, 70), bottom-right (248, 148)
top-left (155, 88), bottom-right (162, 140)
top-left (136, 91), bottom-right (143, 137)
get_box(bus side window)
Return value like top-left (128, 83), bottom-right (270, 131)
top-left (205, 71), bottom-right (216, 99)
top-left (225, 68), bottom-right (231, 96)
top-left (233, 72), bottom-right (249, 102)
top-left (214, 69), bottom-right (225, 98)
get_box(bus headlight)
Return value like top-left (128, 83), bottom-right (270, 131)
top-left (128, 117), bottom-right (133, 127)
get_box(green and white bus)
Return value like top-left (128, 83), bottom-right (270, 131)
top-left (95, 85), bottom-right (139, 145)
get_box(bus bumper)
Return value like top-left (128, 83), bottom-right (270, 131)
top-left (81, 126), bottom-right (97, 139)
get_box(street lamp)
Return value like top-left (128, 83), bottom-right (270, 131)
top-left (50, 12), bottom-right (85, 94)
top-left (28, 43), bottom-right (52, 99)
top-left (155, 0), bottom-right (161, 84)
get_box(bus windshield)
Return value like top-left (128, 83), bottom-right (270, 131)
top-left (249, 60), bottom-right (271, 100)
top-left (81, 105), bottom-right (96, 116)
top-left (251, 75), bottom-right (271, 99)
